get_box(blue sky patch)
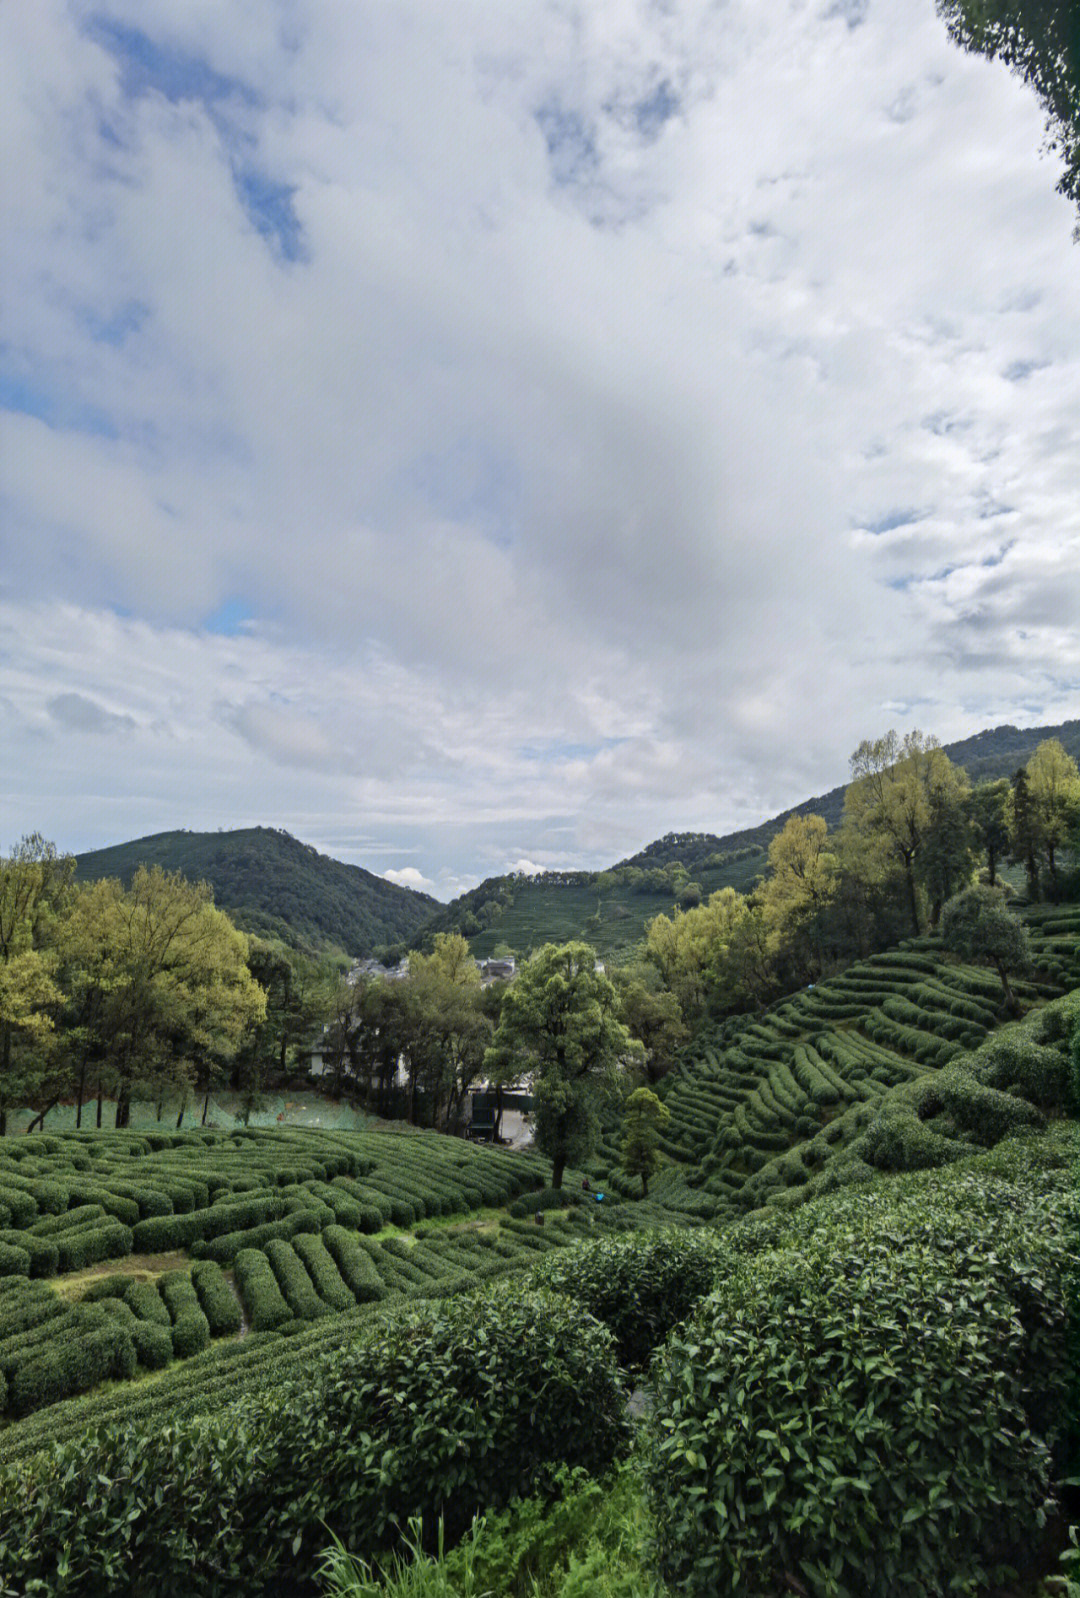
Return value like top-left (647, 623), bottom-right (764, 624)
top-left (202, 598), bottom-right (255, 637)
top-left (233, 169), bottom-right (306, 261)
top-left (634, 80), bottom-right (679, 139)
top-left (535, 100), bottom-right (598, 188)
top-left (87, 17), bottom-right (255, 109)
top-left (0, 369), bottom-right (117, 437)
top-left (863, 508), bottom-right (923, 535)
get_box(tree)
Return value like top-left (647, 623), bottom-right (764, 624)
top-left (610, 964), bottom-right (688, 1084)
top-left (620, 1086), bottom-right (671, 1198)
top-left (0, 836), bottom-right (74, 1135)
top-left (484, 942), bottom-right (638, 1189)
top-left (64, 867), bottom-right (266, 1127)
top-left (843, 731), bottom-right (970, 936)
top-left (937, 0), bottom-right (1080, 231)
top-left (645, 888), bottom-right (749, 1019)
top-left (940, 884), bottom-right (1032, 1015)
top-left (1026, 738), bottom-right (1080, 886)
top-left (408, 933), bottom-right (492, 1130)
top-left (756, 814), bottom-right (838, 980)
top-left (970, 779), bottom-right (1012, 886)
top-left (1008, 766), bottom-right (1041, 898)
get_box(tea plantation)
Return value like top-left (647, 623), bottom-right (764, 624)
top-left (0, 899), bottom-right (1075, 1595)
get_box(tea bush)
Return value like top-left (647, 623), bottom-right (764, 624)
top-left (532, 1228), bottom-right (728, 1371)
top-left (645, 1149), bottom-right (1076, 1597)
top-left (0, 1282), bottom-right (630, 1596)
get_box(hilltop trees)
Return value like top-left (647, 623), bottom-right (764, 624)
top-left (485, 941), bottom-right (639, 1188)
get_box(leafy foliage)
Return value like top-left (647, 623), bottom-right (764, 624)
top-left (645, 1146), bottom-right (1076, 1596)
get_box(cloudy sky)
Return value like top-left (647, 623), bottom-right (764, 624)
top-left (3, 0), bottom-right (1079, 900)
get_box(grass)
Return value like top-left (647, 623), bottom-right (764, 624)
top-left (48, 1250), bottom-right (191, 1300)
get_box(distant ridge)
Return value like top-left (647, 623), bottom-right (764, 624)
top-left (73, 827), bottom-right (439, 959)
top-left (616, 718), bottom-right (1080, 872)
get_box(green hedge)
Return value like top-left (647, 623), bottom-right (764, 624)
top-left (233, 1248), bottom-right (291, 1333)
top-left (7, 1320), bottom-right (137, 1419)
top-left (0, 1282), bottom-right (630, 1595)
top-left (190, 1260), bottom-right (242, 1337)
top-left (532, 1228), bottom-right (727, 1371)
top-left (645, 1149), bottom-right (1076, 1597)
top-left (322, 1225), bottom-right (388, 1304)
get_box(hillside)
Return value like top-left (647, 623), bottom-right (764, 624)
top-left (72, 827), bottom-right (438, 960)
top-left (0, 901), bottom-right (1074, 1593)
top-left (426, 716), bottom-right (1080, 958)
top-left (618, 716), bottom-right (1080, 873)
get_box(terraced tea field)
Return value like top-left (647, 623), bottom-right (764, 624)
top-left (0, 1122), bottom-right (699, 1462)
top-left (589, 901), bottom-right (1080, 1220)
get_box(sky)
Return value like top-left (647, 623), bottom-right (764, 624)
top-left (3, 0), bottom-right (1079, 902)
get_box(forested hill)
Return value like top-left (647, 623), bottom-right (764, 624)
top-left (618, 717), bottom-right (1080, 871)
top-left (73, 828), bottom-right (438, 959)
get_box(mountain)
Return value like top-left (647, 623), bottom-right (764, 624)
top-left (617, 717), bottom-right (1080, 872)
top-left (425, 717), bottom-right (1080, 958)
top-left (72, 827), bottom-right (439, 960)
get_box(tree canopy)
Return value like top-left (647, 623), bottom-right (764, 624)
top-left (938, 0), bottom-right (1080, 230)
top-left (485, 941), bottom-right (638, 1188)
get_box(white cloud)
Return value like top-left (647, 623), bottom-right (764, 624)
top-left (2, 0), bottom-right (1079, 890)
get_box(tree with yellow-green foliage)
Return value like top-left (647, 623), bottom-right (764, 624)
top-left (644, 887), bottom-right (750, 1020)
top-left (61, 866), bottom-right (266, 1128)
top-left (0, 835), bottom-right (74, 1136)
top-left (843, 731), bottom-right (972, 936)
top-left (1024, 738), bottom-right (1080, 888)
top-left (756, 814), bottom-right (838, 980)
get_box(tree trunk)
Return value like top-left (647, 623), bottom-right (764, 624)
top-left (995, 959), bottom-right (1019, 1017)
top-left (551, 1155), bottom-right (565, 1190)
top-left (641, 1172), bottom-right (649, 1199)
top-left (987, 845), bottom-right (997, 887)
top-left (0, 1106), bottom-right (6, 1138)
top-left (96, 1078), bottom-right (103, 1129)
top-left (75, 1055), bottom-right (88, 1130)
top-left (25, 1097), bottom-right (61, 1133)
top-left (114, 1085), bottom-right (130, 1129)
top-left (201, 1087), bottom-right (211, 1127)
top-left (176, 1105), bottom-right (186, 1128)
top-left (904, 861), bottom-right (921, 936)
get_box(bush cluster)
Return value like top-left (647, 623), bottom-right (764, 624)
top-left (644, 1150), bottom-right (1077, 1597)
top-left (0, 1282), bottom-right (630, 1596)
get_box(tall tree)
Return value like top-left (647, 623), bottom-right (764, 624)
top-left (484, 942), bottom-right (638, 1189)
top-left (940, 884), bottom-right (1032, 1015)
top-left (645, 888), bottom-right (749, 1019)
top-left (610, 964), bottom-right (688, 1084)
top-left (408, 933), bottom-right (492, 1130)
top-left (1008, 766), bottom-right (1041, 899)
top-left (756, 814), bottom-right (838, 980)
top-left (0, 836), bottom-right (74, 1136)
top-left (937, 1), bottom-right (1080, 230)
top-left (969, 779), bottom-right (1012, 887)
top-left (843, 731), bottom-right (970, 936)
top-left (65, 868), bottom-right (266, 1127)
top-left (1026, 738), bottom-right (1080, 886)
top-left (620, 1086), bottom-right (671, 1198)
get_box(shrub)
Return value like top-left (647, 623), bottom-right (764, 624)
top-left (124, 1281), bottom-right (173, 1327)
top-left (0, 1241), bottom-right (31, 1278)
top-left (645, 1156), bottom-right (1075, 1598)
top-left (323, 1225), bottom-right (388, 1304)
top-left (233, 1248), bottom-right (292, 1332)
top-left (7, 1321), bottom-right (137, 1419)
top-left (0, 1283), bottom-right (630, 1595)
top-left (53, 1222), bottom-right (134, 1274)
top-left (532, 1228), bottom-right (727, 1371)
top-left (190, 1259), bottom-right (242, 1337)
top-left (131, 1320), bottom-right (173, 1371)
top-left (509, 1188), bottom-right (582, 1219)
top-left (263, 1239), bottom-right (328, 1321)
